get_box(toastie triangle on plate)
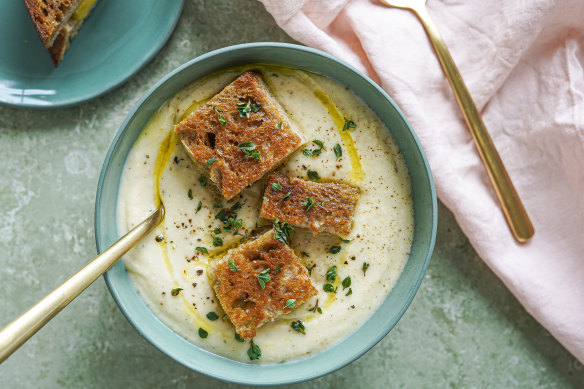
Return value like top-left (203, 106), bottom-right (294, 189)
top-left (23, 0), bottom-right (99, 66)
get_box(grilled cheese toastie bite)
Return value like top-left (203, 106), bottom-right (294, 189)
top-left (261, 173), bottom-right (359, 237)
top-left (209, 229), bottom-right (318, 339)
top-left (175, 71), bottom-right (304, 200)
top-left (23, 0), bottom-right (99, 66)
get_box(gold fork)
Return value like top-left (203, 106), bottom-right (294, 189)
top-left (379, 0), bottom-right (534, 243)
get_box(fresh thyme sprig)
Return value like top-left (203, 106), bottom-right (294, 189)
top-left (273, 218), bottom-right (293, 245)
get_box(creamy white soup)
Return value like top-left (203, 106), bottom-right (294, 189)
top-left (116, 65), bottom-right (414, 363)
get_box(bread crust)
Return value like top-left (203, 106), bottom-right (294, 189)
top-left (261, 173), bottom-right (359, 237)
top-left (209, 230), bottom-right (317, 339)
top-left (175, 71), bottom-right (304, 200)
top-left (23, 0), bottom-right (98, 66)
top-left (23, 0), bottom-right (80, 48)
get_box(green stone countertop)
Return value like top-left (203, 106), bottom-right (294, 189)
top-left (0, 1), bottom-right (582, 387)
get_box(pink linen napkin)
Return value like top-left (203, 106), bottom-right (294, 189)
top-left (259, 0), bottom-right (584, 363)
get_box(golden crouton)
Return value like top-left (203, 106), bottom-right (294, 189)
top-left (260, 173), bottom-right (359, 237)
top-left (208, 229), bottom-right (317, 339)
top-left (175, 71), bottom-right (304, 200)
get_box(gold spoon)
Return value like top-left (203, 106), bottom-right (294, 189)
top-left (0, 207), bottom-right (164, 363)
top-left (379, 0), bottom-right (534, 243)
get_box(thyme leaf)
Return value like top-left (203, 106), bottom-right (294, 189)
top-left (307, 170), bottom-right (319, 182)
top-left (228, 259), bottom-right (241, 272)
top-left (212, 236), bottom-right (223, 247)
top-left (291, 320), bottom-right (306, 335)
top-left (273, 218), bottom-right (293, 245)
top-left (342, 118), bottom-right (356, 131)
top-left (255, 268), bottom-right (271, 289)
top-left (326, 265), bottom-right (337, 283)
top-left (212, 106), bottom-right (227, 125)
top-left (323, 283), bottom-right (335, 293)
top-left (303, 197), bottom-right (316, 211)
top-left (342, 276), bottom-right (351, 289)
top-left (329, 246), bottom-right (341, 254)
top-left (238, 141), bottom-right (261, 160)
top-left (247, 340), bottom-right (261, 360)
top-left (237, 100), bottom-right (252, 118)
top-left (333, 143), bottom-right (342, 158)
top-left (362, 262), bottom-right (370, 275)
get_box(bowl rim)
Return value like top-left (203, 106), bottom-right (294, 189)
top-left (95, 42), bottom-right (437, 386)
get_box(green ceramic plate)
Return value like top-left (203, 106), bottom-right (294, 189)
top-left (0, 0), bottom-right (183, 108)
top-left (95, 43), bottom-right (437, 386)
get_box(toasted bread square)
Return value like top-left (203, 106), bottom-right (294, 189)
top-left (209, 229), bottom-right (317, 339)
top-left (175, 71), bottom-right (304, 200)
top-left (261, 174), bottom-right (359, 237)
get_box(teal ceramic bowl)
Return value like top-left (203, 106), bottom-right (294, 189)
top-left (95, 43), bottom-right (437, 386)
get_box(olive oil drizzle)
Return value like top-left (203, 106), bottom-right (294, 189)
top-left (152, 127), bottom-right (212, 331)
top-left (312, 89), bottom-right (364, 183)
top-left (179, 293), bottom-right (219, 334)
top-left (137, 112), bottom-right (175, 281)
top-left (178, 99), bottom-right (209, 123)
top-left (153, 130), bottom-right (175, 208)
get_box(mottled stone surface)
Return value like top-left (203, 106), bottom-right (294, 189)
top-left (0, 1), bottom-right (582, 388)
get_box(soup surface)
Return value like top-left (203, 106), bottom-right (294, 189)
top-left (116, 65), bottom-right (414, 363)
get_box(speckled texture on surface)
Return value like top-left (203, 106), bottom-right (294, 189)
top-left (0, 1), bottom-right (583, 388)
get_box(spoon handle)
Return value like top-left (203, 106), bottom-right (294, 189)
top-left (413, 5), bottom-right (534, 242)
top-left (0, 208), bottom-right (164, 364)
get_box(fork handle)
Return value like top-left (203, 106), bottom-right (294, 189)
top-left (0, 207), bottom-right (164, 364)
top-left (413, 6), bottom-right (534, 242)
